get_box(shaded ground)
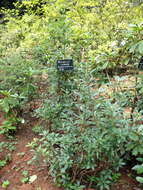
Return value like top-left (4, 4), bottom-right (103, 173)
top-left (111, 170), bottom-right (141, 190)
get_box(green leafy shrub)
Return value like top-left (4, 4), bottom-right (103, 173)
top-left (31, 66), bottom-right (132, 190)
top-left (0, 117), bottom-right (16, 135)
top-left (113, 23), bottom-right (143, 69)
top-left (1, 1), bottom-right (143, 188)
top-left (0, 51), bottom-right (39, 135)
top-left (126, 124), bottom-right (143, 184)
top-left (33, 102), bottom-right (130, 190)
top-left (133, 157), bottom-right (143, 184)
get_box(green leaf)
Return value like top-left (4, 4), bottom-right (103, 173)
top-left (0, 160), bottom-right (7, 167)
top-left (132, 147), bottom-right (139, 156)
top-left (2, 101), bottom-right (9, 113)
top-left (22, 170), bottom-right (29, 177)
top-left (129, 43), bottom-right (138, 53)
top-left (2, 180), bottom-right (10, 188)
top-left (129, 133), bottom-right (139, 141)
top-left (136, 176), bottom-right (143, 183)
top-left (136, 157), bottom-right (143, 162)
top-left (124, 58), bottom-right (130, 65)
top-left (138, 41), bottom-right (143, 54)
top-left (133, 165), bottom-right (143, 174)
top-left (21, 177), bottom-right (29, 184)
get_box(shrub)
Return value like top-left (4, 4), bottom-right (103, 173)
top-left (31, 66), bottom-right (132, 190)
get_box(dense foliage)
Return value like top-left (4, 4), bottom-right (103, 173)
top-left (0, 0), bottom-right (16, 9)
top-left (1, 0), bottom-right (143, 189)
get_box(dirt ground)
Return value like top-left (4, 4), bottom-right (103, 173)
top-left (0, 113), bottom-right (61, 190)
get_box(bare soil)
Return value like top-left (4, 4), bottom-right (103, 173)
top-left (0, 113), bottom-right (61, 190)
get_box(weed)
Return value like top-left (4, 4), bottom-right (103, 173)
top-left (21, 170), bottom-right (29, 184)
top-left (32, 125), bottom-right (42, 134)
top-left (0, 160), bottom-right (7, 168)
top-left (2, 180), bottom-right (10, 188)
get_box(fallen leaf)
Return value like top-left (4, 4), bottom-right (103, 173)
top-left (29, 175), bottom-right (37, 183)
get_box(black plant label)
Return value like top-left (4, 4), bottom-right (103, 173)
top-left (138, 57), bottom-right (143, 70)
top-left (57, 59), bottom-right (73, 71)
